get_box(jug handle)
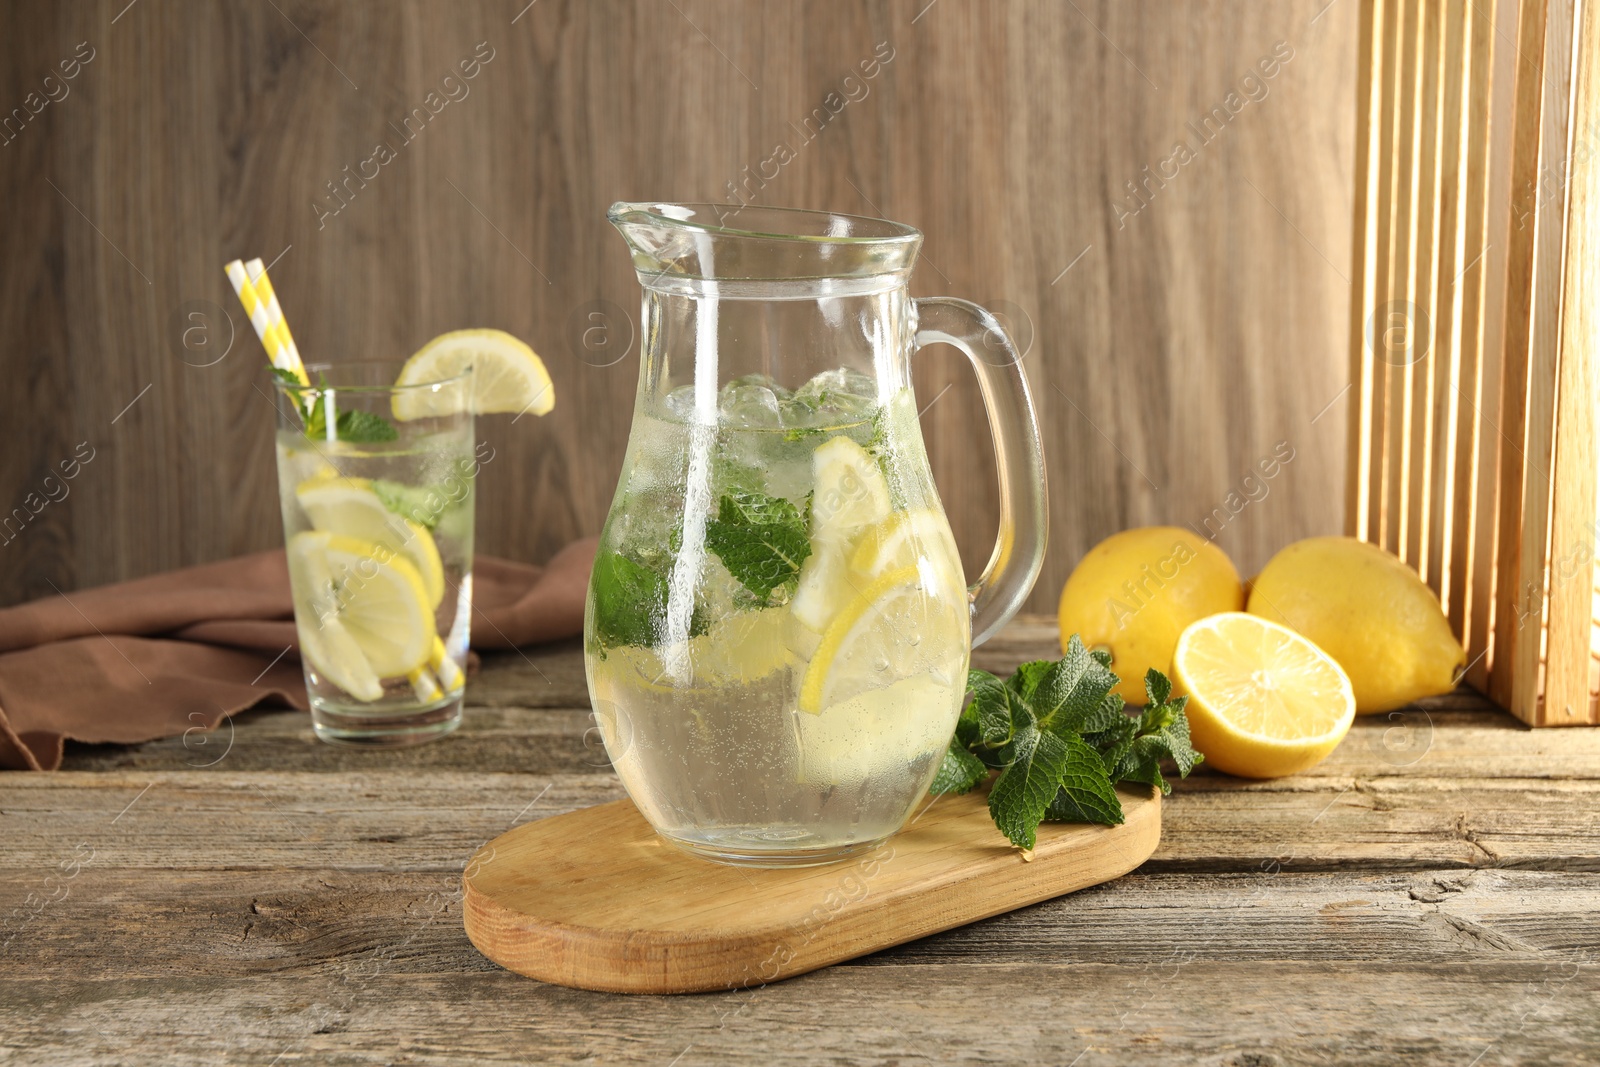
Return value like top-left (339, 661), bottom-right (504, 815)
top-left (913, 298), bottom-right (1049, 647)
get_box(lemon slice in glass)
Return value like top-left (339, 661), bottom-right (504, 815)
top-left (1172, 612), bottom-right (1356, 778)
top-left (287, 531), bottom-right (437, 680)
top-left (299, 613), bottom-right (385, 703)
top-left (295, 477), bottom-right (445, 608)
top-left (391, 329), bottom-right (554, 420)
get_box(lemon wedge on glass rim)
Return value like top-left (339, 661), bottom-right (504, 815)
top-left (287, 531), bottom-right (437, 686)
top-left (1171, 612), bottom-right (1356, 778)
top-left (391, 329), bottom-right (554, 420)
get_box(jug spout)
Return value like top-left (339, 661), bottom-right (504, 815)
top-left (606, 201), bottom-right (921, 286)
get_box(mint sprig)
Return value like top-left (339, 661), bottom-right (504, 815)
top-left (269, 365), bottom-right (398, 443)
top-left (931, 635), bottom-right (1204, 849)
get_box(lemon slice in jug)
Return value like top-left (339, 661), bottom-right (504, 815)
top-left (799, 566), bottom-right (926, 714)
top-left (791, 437), bottom-right (893, 633)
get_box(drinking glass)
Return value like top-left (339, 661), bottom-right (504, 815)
top-left (271, 360), bottom-right (476, 745)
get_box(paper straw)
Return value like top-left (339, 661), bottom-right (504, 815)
top-left (431, 637), bottom-right (464, 693)
top-left (223, 260), bottom-right (287, 368)
top-left (245, 258), bottom-right (305, 380)
top-left (225, 258), bottom-right (312, 417)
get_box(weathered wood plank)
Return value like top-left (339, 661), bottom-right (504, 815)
top-left (2, 961), bottom-right (1596, 1066)
top-left (59, 619), bottom-right (1591, 783)
top-left (5, 768), bottom-right (1599, 875)
top-left (56, 690), bottom-right (1600, 782)
top-left (6, 868), bottom-right (1598, 981)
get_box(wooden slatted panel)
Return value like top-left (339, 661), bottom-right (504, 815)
top-left (1348, 0), bottom-right (1382, 542)
top-left (1498, 0), bottom-right (1578, 721)
top-left (1351, 0), bottom-right (1599, 725)
top-left (1464, 0), bottom-right (1520, 692)
top-left (1405, 0), bottom-right (1445, 576)
top-left (1384, 0), bottom-right (1425, 555)
top-left (1544, 0), bottom-right (1600, 725)
top-left (1426, 0), bottom-right (1467, 609)
top-left (1364, 0), bottom-right (1408, 545)
top-left (1489, 0), bottom-right (1556, 709)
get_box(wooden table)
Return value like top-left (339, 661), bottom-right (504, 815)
top-left (4, 616), bottom-right (1598, 1064)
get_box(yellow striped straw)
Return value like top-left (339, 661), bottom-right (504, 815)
top-left (224, 261), bottom-right (295, 378)
top-left (431, 637), bottom-right (464, 693)
top-left (245, 258), bottom-right (305, 381)
top-left (408, 665), bottom-right (443, 704)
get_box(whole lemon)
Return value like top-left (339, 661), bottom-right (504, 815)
top-left (1057, 527), bottom-right (1244, 704)
top-left (1246, 536), bottom-right (1464, 714)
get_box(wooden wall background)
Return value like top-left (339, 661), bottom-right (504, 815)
top-left (0, 0), bottom-right (1356, 613)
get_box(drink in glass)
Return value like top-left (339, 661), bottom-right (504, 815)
top-left (272, 360), bottom-right (475, 745)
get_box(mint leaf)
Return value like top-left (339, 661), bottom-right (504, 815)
top-left (954, 674), bottom-right (985, 749)
top-left (930, 743), bottom-right (988, 795)
top-left (966, 670), bottom-right (1017, 761)
top-left (1045, 733), bottom-right (1125, 825)
top-left (1144, 668), bottom-right (1173, 708)
top-left (589, 548), bottom-right (710, 649)
top-left (1043, 739), bottom-right (1132, 831)
top-left (1032, 635), bottom-right (1118, 738)
top-left (988, 723), bottom-right (1070, 849)
top-left (588, 550), bottom-right (681, 648)
top-left (704, 490), bottom-right (811, 603)
top-left (372, 479), bottom-right (442, 528)
top-left (1112, 695), bottom-right (1202, 794)
top-left (590, 551), bottom-right (666, 647)
top-left (334, 409), bottom-right (398, 442)
top-left (1082, 691), bottom-right (1129, 734)
top-left (1084, 713), bottom-right (1139, 774)
top-left (1007, 660), bottom-right (1054, 702)
top-left (272, 367), bottom-right (398, 443)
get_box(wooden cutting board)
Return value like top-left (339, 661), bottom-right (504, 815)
top-left (462, 785), bottom-right (1160, 994)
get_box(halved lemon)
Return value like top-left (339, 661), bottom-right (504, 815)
top-left (295, 477), bottom-right (445, 607)
top-left (287, 531), bottom-right (437, 680)
top-left (392, 329), bottom-right (554, 420)
top-left (1171, 612), bottom-right (1356, 778)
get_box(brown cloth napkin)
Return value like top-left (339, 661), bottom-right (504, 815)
top-left (0, 538), bottom-right (597, 771)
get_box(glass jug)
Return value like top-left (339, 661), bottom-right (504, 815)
top-left (586, 202), bottom-right (1047, 866)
